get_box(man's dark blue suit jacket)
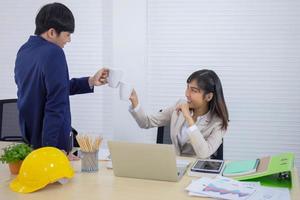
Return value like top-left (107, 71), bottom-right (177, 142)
top-left (14, 35), bottom-right (93, 151)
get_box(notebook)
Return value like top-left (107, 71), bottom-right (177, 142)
top-left (107, 141), bottom-right (191, 182)
top-left (222, 159), bottom-right (260, 177)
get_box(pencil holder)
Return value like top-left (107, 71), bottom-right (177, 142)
top-left (80, 150), bottom-right (99, 172)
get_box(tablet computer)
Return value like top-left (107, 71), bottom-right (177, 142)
top-left (190, 159), bottom-right (224, 173)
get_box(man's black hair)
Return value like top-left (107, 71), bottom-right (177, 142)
top-left (34, 2), bottom-right (75, 35)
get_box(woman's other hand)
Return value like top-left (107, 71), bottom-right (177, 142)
top-left (176, 102), bottom-right (195, 126)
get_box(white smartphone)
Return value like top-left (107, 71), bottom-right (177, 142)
top-left (190, 159), bottom-right (224, 173)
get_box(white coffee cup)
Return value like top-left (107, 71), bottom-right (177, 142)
top-left (108, 69), bottom-right (123, 88)
top-left (119, 82), bottom-right (133, 101)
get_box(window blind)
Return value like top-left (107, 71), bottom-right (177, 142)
top-left (147, 0), bottom-right (300, 170)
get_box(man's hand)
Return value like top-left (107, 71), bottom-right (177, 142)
top-left (89, 68), bottom-right (109, 87)
top-left (67, 153), bottom-right (80, 161)
top-left (61, 150), bottom-right (80, 161)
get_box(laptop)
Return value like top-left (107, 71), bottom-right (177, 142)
top-left (107, 141), bottom-right (190, 182)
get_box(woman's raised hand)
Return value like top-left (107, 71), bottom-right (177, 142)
top-left (129, 89), bottom-right (139, 109)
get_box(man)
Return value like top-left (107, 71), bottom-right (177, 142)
top-left (14, 3), bottom-right (108, 158)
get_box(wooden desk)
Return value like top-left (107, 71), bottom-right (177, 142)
top-left (0, 142), bottom-right (299, 200)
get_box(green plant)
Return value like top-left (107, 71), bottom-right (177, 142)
top-left (0, 143), bottom-right (33, 164)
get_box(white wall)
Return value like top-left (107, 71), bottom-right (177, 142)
top-left (0, 2), bottom-right (37, 99)
top-left (111, 0), bottom-right (154, 143)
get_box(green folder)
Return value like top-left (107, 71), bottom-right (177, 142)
top-left (229, 152), bottom-right (294, 188)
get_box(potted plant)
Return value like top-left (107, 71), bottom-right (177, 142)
top-left (0, 143), bottom-right (33, 174)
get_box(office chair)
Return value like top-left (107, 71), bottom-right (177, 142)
top-left (0, 99), bottom-right (23, 141)
top-left (156, 125), bottom-right (172, 144)
top-left (0, 99), bottom-right (80, 154)
top-left (157, 121), bottom-right (223, 160)
top-left (211, 142), bottom-right (223, 160)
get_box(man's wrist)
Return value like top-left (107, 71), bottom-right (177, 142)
top-left (88, 76), bottom-right (94, 88)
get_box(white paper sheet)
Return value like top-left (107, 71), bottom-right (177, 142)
top-left (247, 186), bottom-right (290, 200)
top-left (186, 176), bottom-right (259, 200)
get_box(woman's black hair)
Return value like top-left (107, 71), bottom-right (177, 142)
top-left (34, 3), bottom-right (75, 35)
top-left (187, 69), bottom-right (229, 130)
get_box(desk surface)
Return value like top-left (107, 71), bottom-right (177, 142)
top-left (0, 142), bottom-right (299, 200)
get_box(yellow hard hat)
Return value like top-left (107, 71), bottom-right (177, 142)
top-left (10, 147), bottom-right (74, 193)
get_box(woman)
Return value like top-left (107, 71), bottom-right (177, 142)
top-left (129, 69), bottom-right (229, 158)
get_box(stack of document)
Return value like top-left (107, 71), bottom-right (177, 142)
top-left (185, 176), bottom-right (290, 200)
top-left (186, 176), bottom-right (258, 200)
